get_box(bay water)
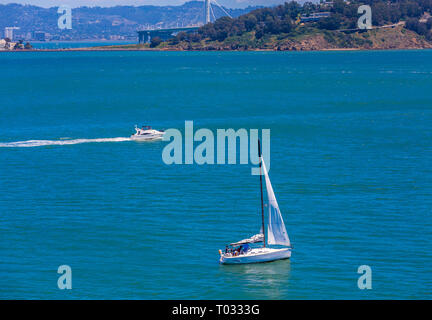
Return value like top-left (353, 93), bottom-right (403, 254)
top-left (0, 50), bottom-right (431, 299)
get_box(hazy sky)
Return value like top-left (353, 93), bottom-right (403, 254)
top-left (0, 0), bottom-right (300, 9)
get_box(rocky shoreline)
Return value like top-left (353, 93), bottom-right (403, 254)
top-left (155, 26), bottom-right (432, 52)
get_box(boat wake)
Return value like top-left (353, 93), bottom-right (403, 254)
top-left (0, 137), bottom-right (132, 148)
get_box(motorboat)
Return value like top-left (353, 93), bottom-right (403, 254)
top-left (130, 125), bottom-right (165, 141)
top-left (219, 140), bottom-right (292, 264)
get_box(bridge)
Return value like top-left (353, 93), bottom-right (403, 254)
top-left (137, 0), bottom-right (231, 43)
top-left (138, 26), bottom-right (201, 44)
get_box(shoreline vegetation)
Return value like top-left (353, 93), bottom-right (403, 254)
top-left (2, 0), bottom-right (432, 52)
top-left (121, 0), bottom-right (432, 51)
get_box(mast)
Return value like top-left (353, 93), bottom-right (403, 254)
top-left (258, 139), bottom-right (266, 247)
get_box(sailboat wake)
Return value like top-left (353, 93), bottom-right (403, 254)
top-left (0, 137), bottom-right (132, 148)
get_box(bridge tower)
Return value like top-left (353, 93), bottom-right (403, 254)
top-left (205, 0), bottom-right (211, 24)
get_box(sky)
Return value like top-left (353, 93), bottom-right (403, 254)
top-left (0, 0), bottom-right (301, 9)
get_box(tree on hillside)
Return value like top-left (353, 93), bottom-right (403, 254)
top-left (427, 17), bottom-right (432, 30)
top-left (244, 14), bottom-right (258, 31)
top-left (150, 36), bottom-right (162, 48)
top-left (406, 17), bottom-right (429, 36)
top-left (318, 14), bottom-right (342, 30)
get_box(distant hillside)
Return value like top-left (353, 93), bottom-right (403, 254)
top-left (147, 0), bottom-right (432, 51)
top-left (0, 1), bottom-right (261, 41)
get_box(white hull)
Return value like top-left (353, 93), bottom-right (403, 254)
top-left (130, 133), bottom-right (164, 141)
top-left (220, 247), bottom-right (291, 265)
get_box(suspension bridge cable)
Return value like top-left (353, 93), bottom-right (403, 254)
top-left (210, 3), bottom-right (217, 23)
top-left (211, 0), bottom-right (232, 18)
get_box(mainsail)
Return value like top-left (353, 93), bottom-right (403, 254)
top-left (262, 159), bottom-right (291, 246)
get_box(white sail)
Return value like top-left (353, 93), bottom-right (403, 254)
top-left (262, 159), bottom-right (291, 246)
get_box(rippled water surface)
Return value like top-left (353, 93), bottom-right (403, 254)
top-left (0, 50), bottom-right (431, 299)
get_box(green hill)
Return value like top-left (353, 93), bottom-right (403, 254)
top-left (148, 0), bottom-right (432, 51)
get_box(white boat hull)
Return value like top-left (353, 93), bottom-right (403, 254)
top-left (130, 134), bottom-right (164, 141)
top-left (220, 247), bottom-right (291, 265)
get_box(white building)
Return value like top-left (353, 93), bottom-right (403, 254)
top-left (4, 27), bottom-right (20, 40)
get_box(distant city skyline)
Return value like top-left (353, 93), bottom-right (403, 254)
top-left (2, 0), bottom-right (281, 41)
top-left (0, 0), bottom-right (311, 9)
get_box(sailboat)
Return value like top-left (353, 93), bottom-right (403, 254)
top-left (219, 140), bottom-right (292, 264)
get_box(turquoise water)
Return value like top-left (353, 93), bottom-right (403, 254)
top-left (0, 50), bottom-right (431, 299)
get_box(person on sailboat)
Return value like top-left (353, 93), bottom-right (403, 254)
top-left (241, 244), bottom-right (250, 253)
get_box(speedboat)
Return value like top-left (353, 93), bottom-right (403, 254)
top-left (130, 125), bottom-right (165, 141)
top-left (219, 139), bottom-right (292, 264)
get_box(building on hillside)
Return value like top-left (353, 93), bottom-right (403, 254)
top-left (320, 1), bottom-right (334, 7)
top-left (300, 12), bottom-right (331, 22)
top-left (419, 12), bottom-right (431, 23)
